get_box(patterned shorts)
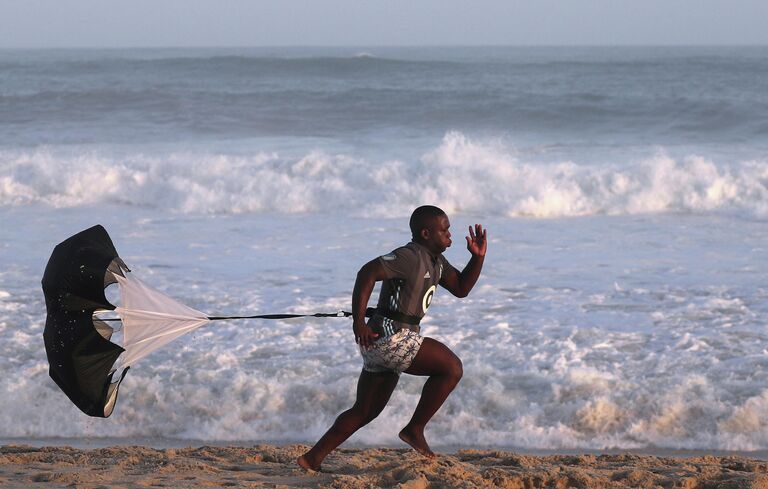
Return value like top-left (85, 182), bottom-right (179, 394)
top-left (360, 329), bottom-right (424, 374)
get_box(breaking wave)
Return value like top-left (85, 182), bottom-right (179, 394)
top-left (2, 132), bottom-right (767, 218)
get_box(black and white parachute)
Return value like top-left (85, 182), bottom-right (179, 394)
top-left (42, 225), bottom-right (351, 418)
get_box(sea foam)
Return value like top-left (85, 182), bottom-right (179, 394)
top-left (2, 133), bottom-right (767, 218)
top-left (2, 207), bottom-right (768, 450)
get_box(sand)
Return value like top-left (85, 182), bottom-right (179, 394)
top-left (2, 444), bottom-right (768, 488)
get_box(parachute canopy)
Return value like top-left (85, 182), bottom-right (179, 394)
top-left (43, 225), bottom-right (126, 417)
top-left (42, 225), bottom-right (214, 417)
top-left (42, 225), bottom-right (352, 418)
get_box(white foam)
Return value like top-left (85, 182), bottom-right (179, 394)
top-left (2, 133), bottom-right (767, 218)
top-left (3, 196), bottom-right (768, 450)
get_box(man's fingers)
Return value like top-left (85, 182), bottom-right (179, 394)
top-left (357, 331), bottom-right (379, 349)
top-left (475, 224), bottom-right (486, 243)
top-left (468, 225), bottom-right (475, 240)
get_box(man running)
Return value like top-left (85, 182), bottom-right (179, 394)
top-left (298, 205), bottom-right (487, 471)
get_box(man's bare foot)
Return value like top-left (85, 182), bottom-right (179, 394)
top-left (399, 427), bottom-right (436, 458)
top-left (296, 454), bottom-right (321, 472)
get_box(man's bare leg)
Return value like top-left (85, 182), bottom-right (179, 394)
top-left (399, 337), bottom-right (463, 458)
top-left (297, 369), bottom-right (399, 471)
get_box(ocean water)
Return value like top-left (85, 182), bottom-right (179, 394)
top-left (1, 46), bottom-right (768, 451)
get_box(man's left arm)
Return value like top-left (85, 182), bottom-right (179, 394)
top-left (440, 224), bottom-right (487, 298)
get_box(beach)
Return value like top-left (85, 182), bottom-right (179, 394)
top-left (3, 443), bottom-right (768, 488)
top-left (3, 47), bottom-right (768, 470)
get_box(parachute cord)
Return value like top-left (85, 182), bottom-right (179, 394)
top-left (97, 309), bottom-right (376, 322)
top-left (206, 311), bottom-right (353, 321)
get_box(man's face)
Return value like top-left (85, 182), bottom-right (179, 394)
top-left (425, 214), bottom-right (452, 253)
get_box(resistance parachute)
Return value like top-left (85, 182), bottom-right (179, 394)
top-left (42, 225), bottom-right (350, 418)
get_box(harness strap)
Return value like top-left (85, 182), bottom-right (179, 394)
top-left (365, 307), bottom-right (421, 325)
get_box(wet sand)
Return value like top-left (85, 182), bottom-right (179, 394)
top-left (3, 444), bottom-right (768, 488)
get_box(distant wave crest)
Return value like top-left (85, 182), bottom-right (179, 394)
top-left (2, 132), bottom-right (767, 218)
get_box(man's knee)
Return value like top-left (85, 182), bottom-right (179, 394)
top-left (363, 410), bottom-right (382, 425)
top-left (351, 403), bottom-right (383, 425)
top-left (448, 356), bottom-right (463, 383)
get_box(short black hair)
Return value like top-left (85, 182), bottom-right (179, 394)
top-left (409, 205), bottom-right (446, 238)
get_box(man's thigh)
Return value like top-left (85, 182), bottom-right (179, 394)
top-left (404, 337), bottom-right (461, 377)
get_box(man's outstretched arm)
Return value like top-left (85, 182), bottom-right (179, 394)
top-left (352, 259), bottom-right (387, 348)
top-left (440, 224), bottom-right (487, 298)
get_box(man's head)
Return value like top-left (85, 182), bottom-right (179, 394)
top-left (410, 205), bottom-right (452, 254)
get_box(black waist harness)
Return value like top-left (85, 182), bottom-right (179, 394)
top-left (365, 307), bottom-right (421, 325)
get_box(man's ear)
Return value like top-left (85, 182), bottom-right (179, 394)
top-left (420, 228), bottom-right (430, 240)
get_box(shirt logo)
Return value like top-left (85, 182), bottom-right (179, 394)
top-left (423, 271), bottom-right (431, 279)
top-left (422, 285), bottom-right (436, 313)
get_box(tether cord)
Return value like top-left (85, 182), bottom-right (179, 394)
top-left (98, 310), bottom-right (359, 322)
top-left (98, 307), bottom-right (421, 324)
top-left (207, 311), bottom-right (353, 320)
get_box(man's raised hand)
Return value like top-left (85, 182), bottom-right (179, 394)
top-left (466, 224), bottom-right (487, 257)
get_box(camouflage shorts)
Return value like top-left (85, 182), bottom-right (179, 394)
top-left (360, 329), bottom-right (424, 374)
